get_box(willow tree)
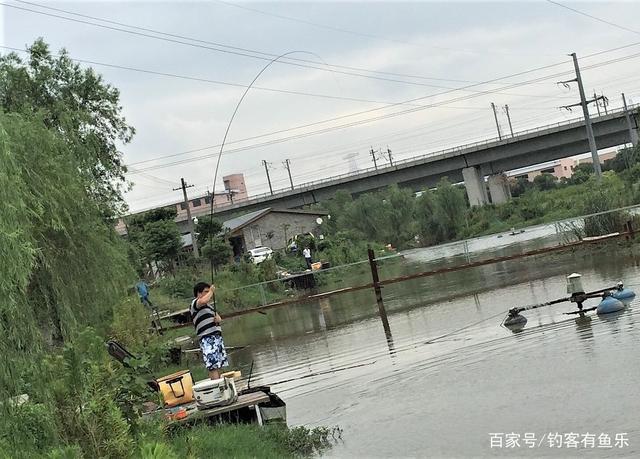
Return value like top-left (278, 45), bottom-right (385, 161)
top-left (0, 40), bottom-right (135, 455)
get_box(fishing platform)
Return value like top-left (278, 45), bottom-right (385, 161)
top-left (106, 341), bottom-right (286, 428)
top-left (146, 384), bottom-right (286, 427)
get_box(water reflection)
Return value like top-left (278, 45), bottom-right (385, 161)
top-left (574, 313), bottom-right (595, 355)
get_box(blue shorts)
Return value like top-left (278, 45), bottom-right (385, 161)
top-left (199, 333), bottom-right (228, 371)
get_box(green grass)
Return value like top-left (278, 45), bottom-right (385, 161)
top-left (138, 424), bottom-right (341, 459)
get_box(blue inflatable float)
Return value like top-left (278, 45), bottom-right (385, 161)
top-left (611, 288), bottom-right (636, 305)
top-left (596, 296), bottom-right (625, 315)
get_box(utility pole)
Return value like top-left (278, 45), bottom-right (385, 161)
top-left (558, 53), bottom-right (602, 178)
top-left (503, 104), bottom-right (514, 137)
top-left (622, 93), bottom-right (639, 147)
top-left (593, 91), bottom-right (601, 116)
top-left (283, 159), bottom-right (294, 190)
top-left (173, 177), bottom-right (199, 257)
top-left (262, 160), bottom-right (273, 195)
top-left (491, 102), bottom-right (502, 140)
top-left (386, 146), bottom-right (394, 167)
top-left (370, 147), bottom-right (379, 170)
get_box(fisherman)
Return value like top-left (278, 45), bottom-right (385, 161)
top-left (303, 246), bottom-right (312, 269)
top-left (191, 282), bottom-right (228, 380)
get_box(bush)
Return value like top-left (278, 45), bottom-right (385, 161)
top-left (156, 269), bottom-right (197, 299)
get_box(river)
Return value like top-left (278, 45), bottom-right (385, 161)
top-left (222, 234), bottom-right (640, 457)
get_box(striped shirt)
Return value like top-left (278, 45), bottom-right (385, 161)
top-left (190, 298), bottom-right (222, 338)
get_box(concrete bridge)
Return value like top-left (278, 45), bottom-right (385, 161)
top-left (186, 105), bottom-right (639, 226)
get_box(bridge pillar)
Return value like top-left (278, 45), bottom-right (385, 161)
top-left (488, 173), bottom-right (511, 204)
top-left (462, 166), bottom-right (488, 206)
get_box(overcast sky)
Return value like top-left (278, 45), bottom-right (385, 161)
top-left (3, 1), bottom-right (640, 212)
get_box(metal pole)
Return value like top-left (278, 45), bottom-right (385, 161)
top-left (387, 147), bottom-right (394, 167)
top-left (283, 159), bottom-right (294, 190)
top-left (370, 147), bottom-right (378, 170)
top-left (504, 104), bottom-right (514, 137)
top-left (174, 178), bottom-right (199, 257)
top-left (593, 92), bottom-right (601, 116)
top-left (491, 102), bottom-right (502, 140)
top-left (262, 160), bottom-right (273, 195)
top-left (622, 93), bottom-right (639, 147)
top-left (572, 53), bottom-right (602, 178)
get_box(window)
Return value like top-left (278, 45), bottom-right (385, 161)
top-left (204, 196), bottom-right (211, 204)
top-left (180, 202), bottom-right (187, 210)
top-left (564, 166), bottom-right (568, 171)
top-left (192, 198), bottom-right (201, 207)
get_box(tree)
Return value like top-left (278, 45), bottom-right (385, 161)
top-left (0, 110), bottom-right (133, 452)
top-left (603, 146), bottom-right (639, 173)
top-left (0, 39), bottom-right (134, 218)
top-left (383, 185), bottom-right (417, 248)
top-left (194, 215), bottom-right (224, 246)
top-left (532, 173), bottom-right (557, 191)
top-left (127, 207), bottom-right (177, 232)
top-left (126, 208), bottom-right (182, 275)
top-left (201, 237), bottom-right (232, 274)
top-left (415, 190), bottom-right (439, 245)
top-left (139, 220), bottom-right (182, 273)
top-left (510, 177), bottom-right (531, 197)
top-left (432, 179), bottom-right (467, 241)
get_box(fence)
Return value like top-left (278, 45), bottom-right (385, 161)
top-left (157, 204), bottom-right (640, 332)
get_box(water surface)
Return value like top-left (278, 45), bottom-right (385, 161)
top-left (221, 237), bottom-right (640, 457)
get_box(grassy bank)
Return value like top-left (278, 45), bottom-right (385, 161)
top-left (139, 424), bottom-right (341, 459)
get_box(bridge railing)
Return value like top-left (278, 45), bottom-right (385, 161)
top-left (213, 104), bottom-right (639, 210)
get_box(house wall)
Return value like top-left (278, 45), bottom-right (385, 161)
top-left (239, 212), bottom-right (324, 251)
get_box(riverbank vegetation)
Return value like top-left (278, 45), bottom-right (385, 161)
top-left (140, 144), bottom-right (640, 314)
top-left (319, 147), bottom-right (640, 250)
top-left (0, 40), bottom-right (337, 458)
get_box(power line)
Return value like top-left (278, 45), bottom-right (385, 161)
top-left (123, 45), bottom-right (640, 172)
top-left (127, 56), bottom-right (639, 173)
top-left (546, 0), bottom-right (640, 36)
top-left (124, 64), bottom-right (579, 172)
top-left (0, 44), bottom-right (562, 109)
top-left (214, 0), bottom-right (550, 58)
top-left (3, 1), bottom-right (550, 91)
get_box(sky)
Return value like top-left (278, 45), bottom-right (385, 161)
top-left (3, 0), bottom-right (640, 213)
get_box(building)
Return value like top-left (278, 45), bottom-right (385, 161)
top-left (508, 151), bottom-right (618, 182)
top-left (222, 208), bottom-right (329, 258)
top-left (175, 173), bottom-right (248, 220)
top-left (115, 173), bottom-right (248, 235)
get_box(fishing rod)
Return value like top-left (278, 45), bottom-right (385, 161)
top-left (503, 273), bottom-right (636, 329)
top-left (205, 50), bottom-right (335, 284)
top-left (202, 51), bottom-right (334, 325)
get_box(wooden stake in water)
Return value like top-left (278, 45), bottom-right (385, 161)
top-left (368, 248), bottom-right (392, 336)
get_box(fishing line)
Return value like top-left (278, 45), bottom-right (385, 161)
top-left (266, 360), bottom-right (376, 386)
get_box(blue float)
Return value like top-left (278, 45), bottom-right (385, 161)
top-left (596, 296), bottom-right (625, 315)
top-left (611, 288), bottom-right (636, 305)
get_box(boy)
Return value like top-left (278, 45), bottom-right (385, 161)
top-left (190, 282), bottom-right (228, 380)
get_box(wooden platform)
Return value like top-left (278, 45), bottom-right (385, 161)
top-left (167, 391), bottom-right (271, 425)
top-left (159, 308), bottom-right (190, 323)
